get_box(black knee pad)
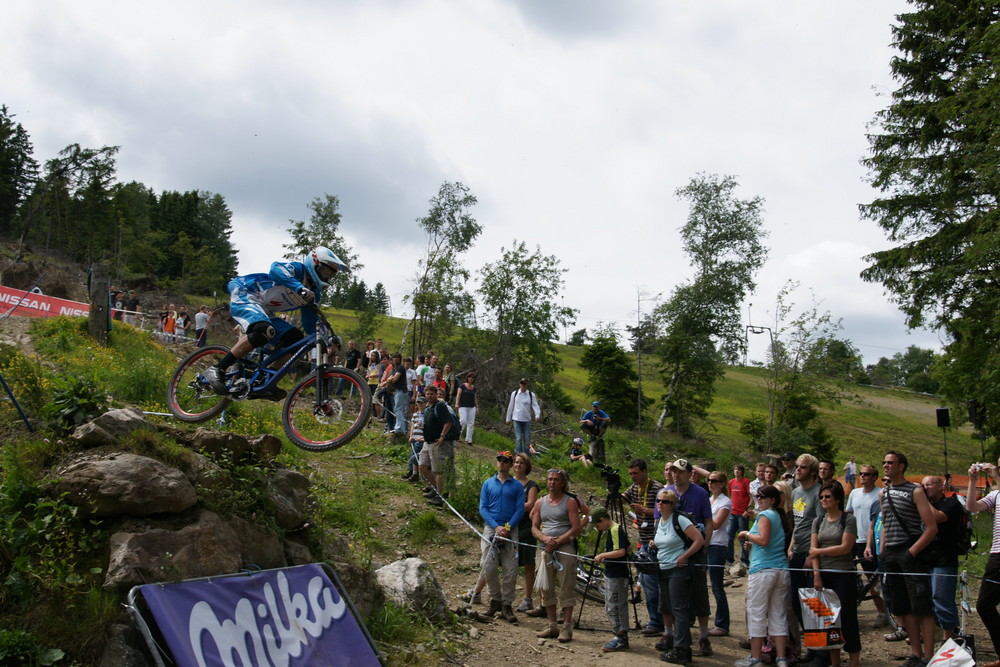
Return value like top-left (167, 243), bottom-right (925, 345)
top-left (246, 321), bottom-right (276, 348)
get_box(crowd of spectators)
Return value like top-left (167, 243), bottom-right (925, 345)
top-left (109, 287), bottom-right (212, 347)
top-left (441, 439), bottom-right (993, 667)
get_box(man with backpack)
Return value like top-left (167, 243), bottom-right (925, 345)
top-left (421, 385), bottom-right (459, 507)
top-left (922, 475), bottom-right (964, 640)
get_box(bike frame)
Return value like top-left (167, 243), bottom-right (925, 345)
top-left (226, 307), bottom-right (337, 403)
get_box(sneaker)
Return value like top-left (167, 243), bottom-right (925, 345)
top-left (602, 637), bottom-right (630, 652)
top-left (739, 637), bottom-right (752, 650)
top-left (423, 489), bottom-right (439, 498)
top-left (735, 656), bottom-right (763, 667)
top-left (641, 625), bottom-right (665, 636)
top-left (427, 496), bottom-right (444, 507)
top-left (660, 646), bottom-right (691, 664)
top-left (202, 366), bottom-right (227, 394)
top-left (526, 606), bottom-right (548, 618)
top-left (884, 626), bottom-right (908, 642)
top-left (901, 656), bottom-right (927, 667)
top-left (699, 637), bottom-right (713, 656)
top-left (457, 589), bottom-right (481, 605)
top-left (516, 598), bottom-right (533, 613)
top-left (776, 659), bottom-right (790, 667)
top-left (654, 634), bottom-right (673, 651)
top-left (401, 472), bottom-right (414, 480)
top-left (871, 612), bottom-right (889, 628)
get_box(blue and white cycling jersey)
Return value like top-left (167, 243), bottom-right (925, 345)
top-left (227, 261), bottom-right (319, 335)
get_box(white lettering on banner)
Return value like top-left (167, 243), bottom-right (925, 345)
top-left (188, 572), bottom-right (345, 667)
top-left (59, 306), bottom-right (87, 316)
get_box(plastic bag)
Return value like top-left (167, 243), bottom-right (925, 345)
top-left (534, 550), bottom-right (552, 592)
top-left (798, 587), bottom-right (843, 650)
top-left (928, 637), bottom-right (975, 667)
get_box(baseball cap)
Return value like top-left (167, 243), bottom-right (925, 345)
top-left (590, 506), bottom-right (610, 523)
top-left (673, 458), bottom-right (693, 472)
top-left (496, 451), bottom-right (514, 462)
top-left (781, 451), bottom-right (795, 460)
top-left (591, 401), bottom-right (600, 407)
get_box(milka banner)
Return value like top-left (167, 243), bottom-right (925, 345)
top-left (0, 285), bottom-right (89, 318)
top-left (133, 564), bottom-right (382, 667)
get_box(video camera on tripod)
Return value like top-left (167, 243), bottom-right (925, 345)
top-left (594, 462), bottom-right (623, 498)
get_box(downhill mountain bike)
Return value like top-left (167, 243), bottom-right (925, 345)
top-left (166, 305), bottom-right (372, 451)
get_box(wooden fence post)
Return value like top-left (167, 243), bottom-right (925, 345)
top-left (88, 264), bottom-right (110, 345)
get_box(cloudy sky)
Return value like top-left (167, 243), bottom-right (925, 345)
top-left (2, 0), bottom-right (942, 363)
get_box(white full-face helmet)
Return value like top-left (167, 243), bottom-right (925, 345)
top-left (304, 246), bottom-right (349, 290)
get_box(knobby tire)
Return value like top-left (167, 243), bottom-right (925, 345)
top-left (282, 367), bottom-right (372, 452)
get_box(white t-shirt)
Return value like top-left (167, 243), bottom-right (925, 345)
top-left (845, 486), bottom-right (880, 544)
top-left (710, 494), bottom-right (732, 547)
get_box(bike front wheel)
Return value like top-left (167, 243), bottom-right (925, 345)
top-left (282, 367), bottom-right (373, 451)
top-left (166, 345), bottom-right (232, 422)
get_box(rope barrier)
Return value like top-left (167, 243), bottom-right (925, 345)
top-left (424, 482), bottom-right (997, 585)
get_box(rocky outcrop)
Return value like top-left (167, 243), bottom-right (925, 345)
top-left (71, 407), bottom-right (151, 446)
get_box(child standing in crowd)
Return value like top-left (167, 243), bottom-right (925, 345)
top-left (592, 506), bottom-right (631, 652)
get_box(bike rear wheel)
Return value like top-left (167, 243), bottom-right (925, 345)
top-left (282, 367), bottom-right (372, 451)
top-left (166, 345), bottom-right (232, 422)
top-left (574, 563), bottom-right (607, 602)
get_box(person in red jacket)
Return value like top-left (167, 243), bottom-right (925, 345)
top-left (727, 464), bottom-right (752, 567)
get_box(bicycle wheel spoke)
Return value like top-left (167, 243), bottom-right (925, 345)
top-left (283, 369), bottom-right (372, 451)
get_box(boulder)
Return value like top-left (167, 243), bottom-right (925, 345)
top-left (48, 453), bottom-right (197, 518)
top-left (71, 407), bottom-right (151, 446)
top-left (224, 515), bottom-right (285, 569)
top-left (375, 557), bottom-right (448, 622)
top-left (334, 559), bottom-right (385, 621)
top-left (98, 613), bottom-right (154, 667)
top-left (104, 508), bottom-right (241, 590)
top-left (180, 428), bottom-right (282, 464)
top-left (268, 468), bottom-right (311, 529)
top-left (284, 539), bottom-right (315, 566)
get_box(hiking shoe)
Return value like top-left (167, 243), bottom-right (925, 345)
top-left (901, 656), bottom-right (927, 667)
top-left (884, 626), bottom-right (908, 641)
top-left (735, 656), bottom-right (763, 667)
top-left (423, 489), bottom-right (439, 498)
top-left (501, 604), bottom-right (518, 624)
top-left (558, 626), bottom-right (573, 643)
top-left (526, 606), bottom-right (548, 618)
top-left (516, 598), bottom-right (533, 613)
top-left (537, 624), bottom-right (559, 639)
top-left (202, 366), bottom-right (227, 394)
top-left (699, 637), bottom-right (713, 656)
top-left (660, 646), bottom-right (691, 664)
top-left (484, 599), bottom-right (503, 618)
top-left (602, 636), bottom-right (630, 652)
top-left (654, 634), bottom-right (673, 651)
top-left (872, 612), bottom-right (889, 628)
top-left (427, 496), bottom-right (444, 507)
top-left (457, 589), bottom-right (481, 605)
top-left (641, 625), bottom-right (665, 636)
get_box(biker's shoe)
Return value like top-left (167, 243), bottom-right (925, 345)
top-left (203, 366), bottom-right (228, 394)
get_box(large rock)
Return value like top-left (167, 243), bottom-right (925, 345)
top-left (104, 508), bottom-right (241, 590)
top-left (334, 560), bottom-right (385, 620)
top-left (180, 428), bottom-right (282, 464)
top-left (98, 613), bottom-right (154, 667)
top-left (375, 557), bottom-right (448, 622)
top-left (72, 407), bottom-right (151, 446)
top-left (268, 468), bottom-right (311, 529)
top-left (48, 453), bottom-right (197, 518)
top-left (224, 514), bottom-right (285, 569)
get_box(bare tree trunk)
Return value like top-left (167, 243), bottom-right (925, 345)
top-left (88, 264), bottom-right (110, 346)
top-left (656, 369), bottom-right (679, 430)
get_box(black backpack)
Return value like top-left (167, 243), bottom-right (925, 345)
top-left (955, 504), bottom-right (975, 556)
top-left (671, 509), bottom-right (707, 549)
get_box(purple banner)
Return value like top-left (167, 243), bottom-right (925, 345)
top-left (138, 563), bottom-right (381, 667)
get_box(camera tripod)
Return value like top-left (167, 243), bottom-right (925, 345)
top-left (573, 489), bottom-right (643, 632)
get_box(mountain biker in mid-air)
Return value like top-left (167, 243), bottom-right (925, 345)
top-left (203, 246), bottom-right (349, 396)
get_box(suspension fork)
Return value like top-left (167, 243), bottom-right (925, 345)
top-left (313, 338), bottom-right (328, 407)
